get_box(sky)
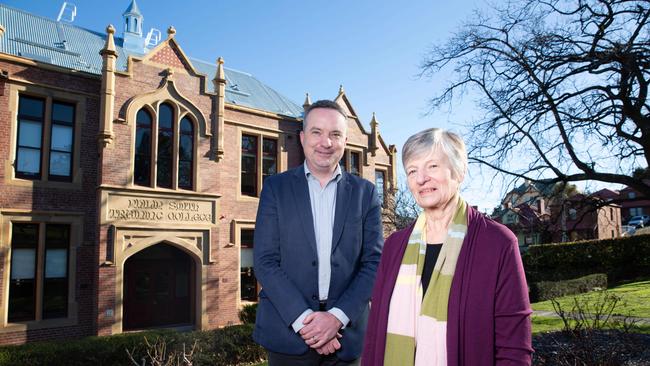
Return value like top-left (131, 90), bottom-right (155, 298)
top-left (2, 0), bottom-right (516, 212)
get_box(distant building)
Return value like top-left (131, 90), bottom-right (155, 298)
top-left (0, 2), bottom-right (397, 344)
top-left (493, 182), bottom-right (621, 247)
top-left (619, 186), bottom-right (650, 223)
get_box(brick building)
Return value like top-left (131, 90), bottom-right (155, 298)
top-left (0, 2), bottom-right (397, 344)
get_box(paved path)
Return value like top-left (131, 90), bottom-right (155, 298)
top-left (533, 310), bottom-right (650, 325)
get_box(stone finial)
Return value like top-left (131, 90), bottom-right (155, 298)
top-left (215, 57), bottom-right (226, 82)
top-left (370, 112), bottom-right (378, 127)
top-left (100, 24), bottom-right (118, 56)
top-left (303, 93), bottom-right (312, 110)
top-left (338, 84), bottom-right (345, 95)
top-left (167, 26), bottom-right (176, 38)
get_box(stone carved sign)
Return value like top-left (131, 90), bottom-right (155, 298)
top-left (107, 194), bottom-right (215, 225)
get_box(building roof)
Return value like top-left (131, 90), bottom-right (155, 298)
top-left (0, 3), bottom-right (303, 118)
top-left (123, 0), bottom-right (142, 16)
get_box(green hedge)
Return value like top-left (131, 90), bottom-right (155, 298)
top-left (0, 324), bottom-right (265, 366)
top-left (239, 303), bottom-right (257, 324)
top-left (522, 234), bottom-right (650, 284)
top-left (529, 273), bottom-right (607, 302)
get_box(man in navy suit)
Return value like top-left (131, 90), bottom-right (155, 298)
top-left (253, 100), bottom-right (383, 365)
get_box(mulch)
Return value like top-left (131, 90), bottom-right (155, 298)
top-left (532, 330), bottom-right (650, 365)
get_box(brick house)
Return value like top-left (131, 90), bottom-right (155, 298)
top-left (0, 2), bottom-right (397, 344)
top-left (493, 182), bottom-right (621, 247)
top-left (618, 186), bottom-right (650, 223)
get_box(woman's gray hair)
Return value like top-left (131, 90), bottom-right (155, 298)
top-left (402, 128), bottom-right (468, 181)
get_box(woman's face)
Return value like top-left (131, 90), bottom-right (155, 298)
top-left (405, 148), bottom-right (462, 211)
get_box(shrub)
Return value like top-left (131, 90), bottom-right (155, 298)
top-left (0, 325), bottom-right (265, 366)
top-left (529, 273), bottom-right (607, 302)
top-left (238, 303), bottom-right (257, 324)
top-left (522, 233), bottom-right (650, 285)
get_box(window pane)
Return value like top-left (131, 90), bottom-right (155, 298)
top-left (350, 152), bottom-right (360, 176)
top-left (17, 148), bottom-right (41, 174)
top-left (18, 120), bottom-right (43, 148)
top-left (134, 156), bottom-right (151, 185)
top-left (51, 125), bottom-right (73, 152)
top-left (52, 103), bottom-right (74, 123)
top-left (157, 158), bottom-right (172, 188)
top-left (9, 223), bottom-right (38, 322)
top-left (159, 104), bottom-right (173, 129)
top-left (375, 171), bottom-right (385, 205)
top-left (241, 228), bottom-right (255, 248)
top-left (180, 117), bottom-right (192, 132)
top-left (136, 109), bottom-right (152, 126)
top-left (8, 278), bottom-right (35, 322)
top-left (179, 135), bottom-right (192, 161)
top-left (241, 247), bottom-right (254, 268)
top-left (157, 120), bottom-right (173, 188)
top-left (339, 153), bottom-right (347, 172)
top-left (10, 249), bottom-right (36, 280)
top-left (43, 277), bottom-right (67, 319)
top-left (49, 151), bottom-right (72, 177)
top-left (158, 131), bottom-right (173, 154)
top-left (241, 157), bottom-right (256, 196)
top-left (45, 249), bottom-right (67, 278)
top-left (135, 128), bottom-right (151, 154)
top-left (241, 135), bottom-right (258, 196)
top-left (262, 139), bottom-right (277, 181)
top-left (178, 161), bottom-right (192, 189)
top-left (18, 96), bottom-right (44, 118)
top-left (240, 266), bottom-right (257, 301)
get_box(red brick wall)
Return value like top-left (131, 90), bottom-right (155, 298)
top-left (0, 59), bottom-right (100, 344)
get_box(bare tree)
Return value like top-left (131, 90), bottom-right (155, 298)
top-left (422, 0), bottom-right (650, 196)
top-left (384, 184), bottom-right (421, 231)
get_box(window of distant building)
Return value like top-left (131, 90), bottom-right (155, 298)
top-left (15, 95), bottom-right (77, 182)
top-left (339, 149), bottom-right (362, 177)
top-left (628, 191), bottom-right (636, 199)
top-left (133, 103), bottom-right (196, 190)
top-left (375, 170), bottom-right (387, 207)
top-left (240, 133), bottom-right (278, 197)
top-left (239, 228), bottom-right (258, 302)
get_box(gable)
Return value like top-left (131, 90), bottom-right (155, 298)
top-left (139, 37), bottom-right (198, 76)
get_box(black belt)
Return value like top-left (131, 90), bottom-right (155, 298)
top-left (319, 300), bottom-right (327, 311)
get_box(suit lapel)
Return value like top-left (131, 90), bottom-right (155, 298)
top-left (332, 173), bottom-right (352, 253)
top-left (291, 166), bottom-right (318, 254)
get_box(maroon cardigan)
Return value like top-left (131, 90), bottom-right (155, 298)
top-left (362, 206), bottom-right (533, 365)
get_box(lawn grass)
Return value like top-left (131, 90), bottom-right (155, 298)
top-left (532, 280), bottom-right (650, 317)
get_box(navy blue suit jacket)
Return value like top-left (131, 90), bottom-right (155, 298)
top-left (253, 165), bottom-right (383, 360)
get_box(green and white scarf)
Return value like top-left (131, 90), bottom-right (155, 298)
top-left (383, 198), bottom-right (467, 366)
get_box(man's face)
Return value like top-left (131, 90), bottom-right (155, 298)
top-left (300, 108), bottom-right (348, 175)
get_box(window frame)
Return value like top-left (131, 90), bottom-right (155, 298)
top-left (375, 169), bottom-right (388, 207)
top-left (0, 212), bottom-right (81, 332)
top-left (132, 102), bottom-right (197, 191)
top-left (238, 129), bottom-right (280, 199)
top-left (11, 90), bottom-right (81, 186)
top-left (232, 220), bottom-right (259, 304)
top-left (339, 148), bottom-right (364, 177)
top-left (48, 101), bottom-right (76, 182)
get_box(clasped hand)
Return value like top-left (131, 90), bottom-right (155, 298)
top-left (299, 311), bottom-right (343, 355)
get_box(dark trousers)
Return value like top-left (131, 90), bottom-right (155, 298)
top-left (267, 349), bottom-right (360, 366)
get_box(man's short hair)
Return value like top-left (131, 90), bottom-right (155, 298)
top-left (303, 100), bottom-right (347, 130)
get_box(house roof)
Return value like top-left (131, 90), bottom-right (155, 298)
top-left (0, 3), bottom-right (303, 118)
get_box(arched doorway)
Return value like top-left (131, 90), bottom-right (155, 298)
top-left (123, 243), bottom-right (194, 330)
